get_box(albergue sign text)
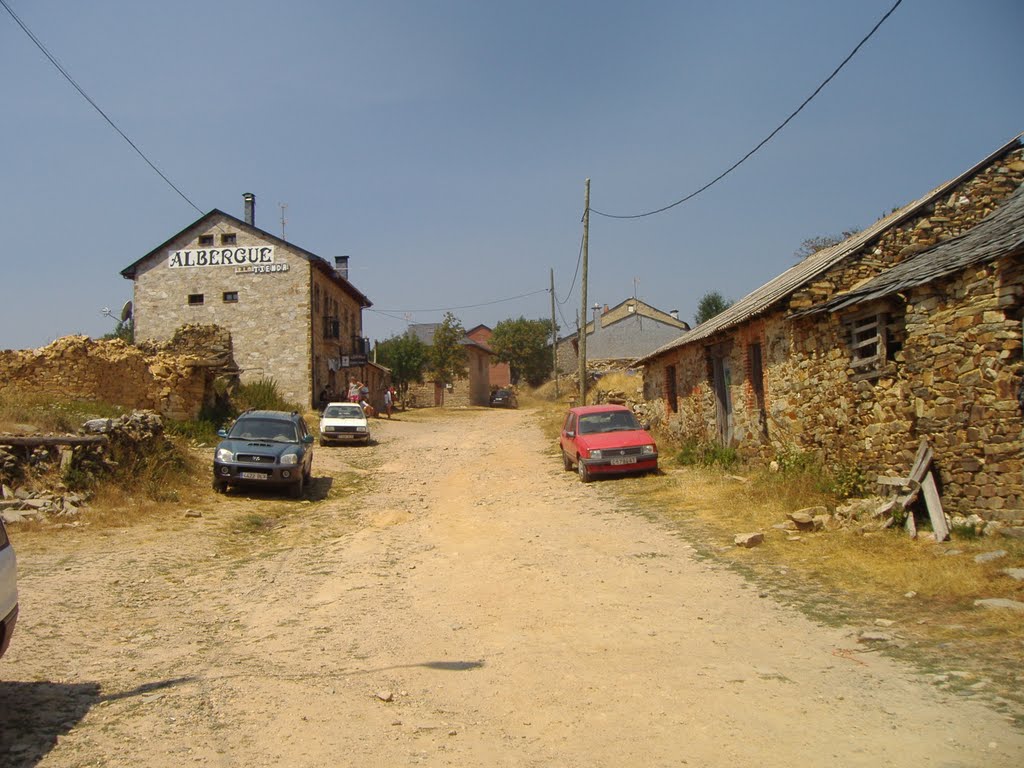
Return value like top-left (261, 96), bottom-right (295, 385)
top-left (168, 246), bottom-right (276, 269)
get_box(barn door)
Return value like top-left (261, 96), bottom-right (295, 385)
top-left (711, 351), bottom-right (733, 445)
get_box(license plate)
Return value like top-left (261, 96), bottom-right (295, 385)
top-left (610, 457), bottom-right (637, 466)
top-left (240, 471), bottom-right (269, 480)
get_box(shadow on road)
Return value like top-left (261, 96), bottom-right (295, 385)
top-left (0, 676), bottom-right (194, 767)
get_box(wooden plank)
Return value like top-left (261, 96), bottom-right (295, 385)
top-left (921, 472), bottom-right (949, 542)
top-left (852, 334), bottom-right (881, 351)
top-left (0, 435), bottom-right (108, 447)
top-left (877, 476), bottom-right (910, 487)
top-left (904, 507), bottom-right (917, 538)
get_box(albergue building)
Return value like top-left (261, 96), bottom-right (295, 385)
top-left (121, 193), bottom-right (372, 408)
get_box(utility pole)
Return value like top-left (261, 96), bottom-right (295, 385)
top-left (550, 267), bottom-right (558, 397)
top-left (578, 178), bottom-right (590, 406)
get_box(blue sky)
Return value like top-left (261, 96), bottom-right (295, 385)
top-left (1, 0), bottom-right (1021, 349)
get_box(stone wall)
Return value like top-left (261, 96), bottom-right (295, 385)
top-left (0, 325), bottom-right (236, 421)
top-left (644, 147), bottom-right (1024, 521)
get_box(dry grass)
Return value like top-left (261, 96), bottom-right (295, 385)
top-left (0, 390), bottom-right (124, 434)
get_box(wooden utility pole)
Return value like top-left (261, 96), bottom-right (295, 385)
top-left (550, 268), bottom-right (559, 397)
top-left (578, 178), bottom-right (590, 405)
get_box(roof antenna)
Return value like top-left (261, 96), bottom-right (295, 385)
top-left (279, 202), bottom-right (288, 241)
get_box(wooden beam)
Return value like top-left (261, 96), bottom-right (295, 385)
top-left (0, 435), bottom-right (109, 447)
top-left (921, 472), bottom-right (949, 542)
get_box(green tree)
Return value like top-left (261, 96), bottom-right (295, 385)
top-left (428, 312), bottom-right (467, 385)
top-left (695, 291), bottom-right (732, 325)
top-left (793, 229), bottom-right (860, 260)
top-left (375, 332), bottom-right (429, 401)
top-left (101, 318), bottom-right (134, 343)
top-left (491, 316), bottom-right (555, 386)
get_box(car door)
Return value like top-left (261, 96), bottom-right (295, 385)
top-left (560, 413), bottom-right (577, 456)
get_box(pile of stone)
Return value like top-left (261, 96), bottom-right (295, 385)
top-left (0, 410), bottom-right (171, 525)
top-left (1, 484), bottom-right (88, 524)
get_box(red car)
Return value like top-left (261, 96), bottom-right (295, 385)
top-left (559, 404), bottom-right (658, 483)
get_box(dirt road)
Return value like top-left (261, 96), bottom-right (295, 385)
top-left (3, 406), bottom-right (1023, 767)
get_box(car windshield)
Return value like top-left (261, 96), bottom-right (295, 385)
top-left (577, 411), bottom-right (641, 435)
top-left (323, 405), bottom-right (364, 419)
top-left (228, 418), bottom-right (298, 443)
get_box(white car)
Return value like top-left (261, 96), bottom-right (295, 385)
top-left (0, 520), bottom-right (17, 659)
top-left (319, 402), bottom-right (371, 445)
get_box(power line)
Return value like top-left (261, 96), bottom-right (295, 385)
top-left (371, 288), bottom-right (549, 315)
top-left (1, 0), bottom-right (203, 215)
top-left (590, 0), bottom-right (904, 220)
top-left (555, 231), bottom-right (585, 306)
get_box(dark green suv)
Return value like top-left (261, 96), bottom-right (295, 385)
top-left (213, 410), bottom-right (314, 498)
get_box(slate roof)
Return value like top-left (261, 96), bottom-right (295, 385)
top-left (806, 184), bottom-right (1024, 314)
top-left (634, 133), bottom-right (1023, 366)
top-left (121, 209), bottom-right (372, 308)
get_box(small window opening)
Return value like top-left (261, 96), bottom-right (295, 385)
top-left (220, 233), bottom-right (237, 245)
top-left (188, 294), bottom-right (204, 306)
top-left (198, 235), bottom-right (214, 246)
top-left (223, 291), bottom-right (239, 303)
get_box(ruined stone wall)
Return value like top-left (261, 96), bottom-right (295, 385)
top-left (0, 325), bottom-right (235, 421)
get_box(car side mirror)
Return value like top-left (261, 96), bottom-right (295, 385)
top-left (303, 434), bottom-right (314, 444)
top-left (217, 428), bottom-right (228, 438)
top-left (641, 422), bottom-right (651, 431)
top-left (565, 430), bottom-right (575, 439)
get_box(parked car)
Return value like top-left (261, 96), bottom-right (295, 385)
top-left (0, 519), bottom-right (17, 660)
top-left (213, 410), bottom-right (314, 498)
top-left (319, 402), bottom-right (371, 445)
top-left (559, 404), bottom-right (658, 483)
top-left (489, 388), bottom-right (518, 408)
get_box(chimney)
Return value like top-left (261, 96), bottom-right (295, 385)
top-left (334, 255), bottom-right (350, 281)
top-left (670, 309), bottom-right (679, 320)
top-left (243, 193), bottom-right (255, 226)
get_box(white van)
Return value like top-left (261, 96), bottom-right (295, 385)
top-left (0, 520), bottom-right (17, 659)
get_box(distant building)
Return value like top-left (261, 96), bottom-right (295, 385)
top-left (466, 325), bottom-right (511, 388)
top-left (556, 298), bottom-right (689, 373)
top-left (121, 194), bottom-right (376, 409)
top-left (404, 323), bottom-right (492, 407)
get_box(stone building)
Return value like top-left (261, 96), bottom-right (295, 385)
top-left (637, 134), bottom-right (1024, 520)
top-left (403, 323), bottom-right (492, 407)
top-left (121, 194), bottom-right (372, 409)
top-left (556, 298), bottom-right (688, 374)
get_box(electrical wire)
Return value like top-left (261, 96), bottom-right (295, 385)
top-left (371, 288), bottom-right (549, 315)
top-left (1, 0), bottom-right (203, 215)
top-left (555, 231), bottom-right (585, 306)
top-left (590, 0), bottom-right (903, 220)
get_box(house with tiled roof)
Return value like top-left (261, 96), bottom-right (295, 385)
top-left (637, 133), bottom-right (1024, 521)
top-left (404, 323), bottom-right (492, 407)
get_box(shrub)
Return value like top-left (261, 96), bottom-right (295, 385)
top-left (675, 439), bottom-right (739, 469)
top-left (233, 377), bottom-right (298, 413)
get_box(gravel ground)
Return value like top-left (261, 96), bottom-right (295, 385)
top-left (2, 406), bottom-right (1022, 767)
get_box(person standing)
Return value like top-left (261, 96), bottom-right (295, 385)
top-left (383, 387), bottom-right (393, 419)
top-left (348, 379), bottom-right (359, 403)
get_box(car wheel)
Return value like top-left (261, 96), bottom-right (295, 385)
top-left (562, 451), bottom-right (573, 471)
top-left (578, 459), bottom-right (592, 483)
top-left (212, 478), bottom-right (228, 494)
top-left (290, 474), bottom-right (305, 499)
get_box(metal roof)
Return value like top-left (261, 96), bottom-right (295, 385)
top-left (634, 133), bottom-right (1023, 365)
top-left (806, 183), bottom-right (1024, 314)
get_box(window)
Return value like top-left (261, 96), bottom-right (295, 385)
top-left (188, 294), bottom-right (204, 305)
top-left (198, 235), bottom-right (214, 246)
top-left (847, 308), bottom-right (905, 380)
top-left (220, 233), bottom-right (236, 245)
top-left (748, 343), bottom-right (765, 411)
top-left (223, 291), bottom-right (238, 303)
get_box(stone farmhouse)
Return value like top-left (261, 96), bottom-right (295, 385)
top-left (121, 194), bottom-right (376, 410)
top-left (404, 323), bottom-right (492, 407)
top-left (466, 325), bottom-right (511, 389)
top-left (637, 134), bottom-right (1024, 521)
top-left (556, 298), bottom-right (688, 374)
